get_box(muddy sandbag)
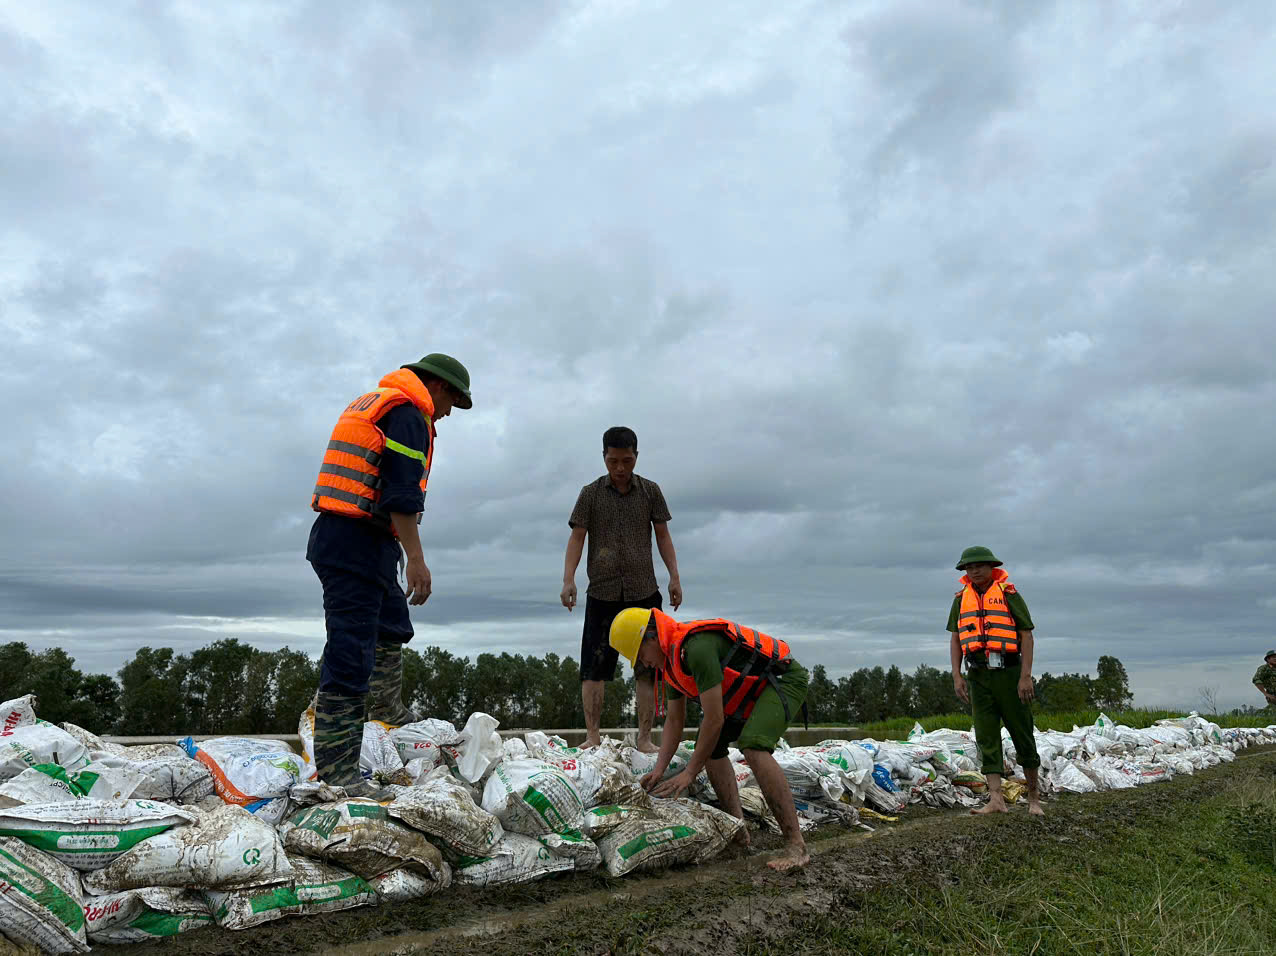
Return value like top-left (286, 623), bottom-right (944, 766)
top-left (0, 723), bottom-right (90, 782)
top-left (452, 832), bottom-right (576, 887)
top-left (58, 722), bottom-right (129, 759)
top-left (123, 743), bottom-right (187, 760)
top-left (83, 802), bottom-right (293, 894)
top-left (368, 866), bottom-right (442, 902)
top-left (386, 768), bottom-right (504, 860)
top-left (0, 799), bottom-right (195, 871)
top-left (280, 800), bottom-right (450, 886)
top-left (0, 835), bottom-right (90, 953)
top-left (595, 797), bottom-right (744, 877)
top-left (482, 759), bottom-right (586, 838)
top-left (123, 755), bottom-right (216, 804)
top-left (205, 854), bottom-right (376, 930)
top-left (0, 761), bottom-right (147, 806)
top-left (84, 886), bottom-right (213, 943)
top-left (582, 799), bottom-right (655, 839)
top-left (773, 750), bottom-right (844, 802)
top-left (180, 736), bottom-right (303, 811)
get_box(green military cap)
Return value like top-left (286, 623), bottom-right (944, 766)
top-left (956, 545), bottom-right (1003, 570)
top-left (402, 353), bottom-right (472, 409)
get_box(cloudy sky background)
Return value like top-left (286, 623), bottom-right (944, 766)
top-left (3, 0), bottom-right (1274, 711)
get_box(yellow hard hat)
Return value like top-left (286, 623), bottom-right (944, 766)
top-left (609, 607), bottom-right (653, 666)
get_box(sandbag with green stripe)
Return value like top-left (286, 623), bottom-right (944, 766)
top-left (204, 855), bottom-right (375, 930)
top-left (0, 835), bottom-right (89, 953)
top-left (84, 886), bottom-right (212, 943)
top-left (0, 799), bottom-right (195, 871)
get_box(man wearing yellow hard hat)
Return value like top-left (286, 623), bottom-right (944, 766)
top-left (610, 606), bottom-right (810, 872)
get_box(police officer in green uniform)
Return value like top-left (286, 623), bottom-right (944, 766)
top-left (1252, 650), bottom-right (1276, 710)
top-left (949, 546), bottom-right (1045, 817)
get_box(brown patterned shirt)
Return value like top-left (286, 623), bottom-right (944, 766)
top-left (569, 474), bottom-right (672, 601)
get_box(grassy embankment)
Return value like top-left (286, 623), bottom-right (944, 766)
top-left (853, 707), bottom-right (1272, 739)
top-left (752, 749), bottom-right (1276, 956)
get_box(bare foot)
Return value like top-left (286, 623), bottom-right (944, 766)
top-left (766, 843), bottom-right (810, 873)
top-left (582, 737), bottom-right (601, 750)
top-left (1028, 800), bottom-right (1045, 817)
top-left (972, 799), bottom-right (1009, 815)
top-left (635, 738), bottom-right (660, 755)
top-left (733, 827), bottom-right (751, 850)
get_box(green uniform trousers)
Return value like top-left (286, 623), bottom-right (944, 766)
top-left (968, 666), bottom-right (1041, 776)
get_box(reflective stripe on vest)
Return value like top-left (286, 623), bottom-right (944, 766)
top-left (957, 572), bottom-right (1020, 656)
top-left (311, 368), bottom-right (436, 523)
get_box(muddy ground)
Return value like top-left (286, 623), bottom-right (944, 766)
top-left (104, 746), bottom-right (1276, 956)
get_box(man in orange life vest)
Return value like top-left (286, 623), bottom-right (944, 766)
top-left (307, 353), bottom-right (472, 797)
top-left (949, 546), bottom-right (1044, 816)
top-left (609, 607), bottom-right (811, 872)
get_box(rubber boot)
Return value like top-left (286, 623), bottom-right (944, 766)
top-left (365, 642), bottom-right (419, 727)
top-left (313, 690), bottom-right (391, 800)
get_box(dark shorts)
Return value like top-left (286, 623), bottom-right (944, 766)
top-left (707, 660), bottom-right (810, 759)
top-left (313, 562), bottom-right (413, 697)
top-left (580, 592), bottom-right (662, 682)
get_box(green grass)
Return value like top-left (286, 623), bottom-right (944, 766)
top-left (854, 708), bottom-right (1272, 739)
top-left (753, 754), bottom-right (1276, 956)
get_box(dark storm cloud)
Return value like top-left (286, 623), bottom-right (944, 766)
top-left (1, 0), bottom-right (1274, 712)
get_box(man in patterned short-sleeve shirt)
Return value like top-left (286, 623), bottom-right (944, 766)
top-left (561, 426), bottom-right (682, 751)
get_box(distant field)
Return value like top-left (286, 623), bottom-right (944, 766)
top-left (853, 708), bottom-right (1274, 739)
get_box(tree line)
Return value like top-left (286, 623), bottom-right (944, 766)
top-left (0, 639), bottom-right (1134, 737)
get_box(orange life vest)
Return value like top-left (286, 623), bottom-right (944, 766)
top-left (653, 609), bottom-right (793, 721)
top-left (956, 568), bottom-right (1021, 657)
top-left (311, 368), bottom-right (435, 526)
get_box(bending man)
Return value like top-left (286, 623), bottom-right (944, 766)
top-left (609, 607), bottom-right (810, 872)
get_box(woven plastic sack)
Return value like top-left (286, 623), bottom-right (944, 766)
top-left (0, 761), bottom-right (147, 806)
top-left (386, 768), bottom-right (504, 859)
top-left (368, 866), bottom-right (442, 902)
top-left (0, 695), bottom-right (38, 736)
top-left (482, 759), bottom-right (586, 838)
top-left (595, 797), bottom-right (743, 877)
top-left (180, 736), bottom-right (303, 812)
top-left (205, 855), bottom-right (375, 930)
top-left (0, 724), bottom-right (90, 782)
top-left (452, 832), bottom-right (576, 887)
top-left (280, 799), bottom-right (450, 885)
top-left (0, 835), bottom-right (90, 953)
top-left (0, 799), bottom-right (195, 871)
top-left (84, 886), bottom-right (212, 943)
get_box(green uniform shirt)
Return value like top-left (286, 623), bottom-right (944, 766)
top-left (1253, 663), bottom-right (1276, 696)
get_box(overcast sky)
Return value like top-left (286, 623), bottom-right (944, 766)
top-left (3, 1), bottom-right (1274, 712)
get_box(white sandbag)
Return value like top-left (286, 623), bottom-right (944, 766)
top-left (388, 718), bottom-right (465, 769)
top-left (0, 761), bottom-right (146, 806)
top-left (83, 802), bottom-right (293, 894)
top-left (537, 829), bottom-right (601, 871)
top-left (595, 797), bottom-right (743, 877)
top-left (386, 768), bottom-right (504, 859)
top-left (0, 724), bottom-right (90, 782)
top-left (1049, 759), bottom-right (1098, 794)
top-left (0, 835), bottom-right (89, 953)
top-left (527, 750), bottom-right (608, 806)
top-left (773, 750), bottom-right (844, 802)
top-left (281, 799), bottom-right (450, 885)
top-left (368, 866), bottom-right (443, 902)
top-left (58, 723), bottom-right (129, 759)
top-left (1, 695), bottom-right (39, 736)
top-left (452, 832), bottom-right (576, 887)
top-left (482, 759), bottom-right (586, 838)
top-left (205, 854), bottom-right (376, 930)
top-left (180, 736), bottom-right (303, 809)
top-left (84, 886), bottom-right (212, 943)
top-left (0, 800), bottom-right (195, 871)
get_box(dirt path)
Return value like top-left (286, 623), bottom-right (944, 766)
top-left (108, 746), bottom-right (1276, 956)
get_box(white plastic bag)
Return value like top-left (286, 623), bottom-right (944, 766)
top-left (447, 712), bottom-right (503, 783)
top-left (280, 799), bottom-right (450, 885)
top-left (83, 802), bottom-right (293, 894)
top-left (482, 759), bottom-right (587, 838)
top-left (773, 750), bottom-right (845, 802)
top-left (0, 799), bottom-right (195, 871)
top-left (205, 855), bottom-right (375, 930)
top-left (388, 718), bottom-right (465, 769)
top-left (84, 886), bottom-right (212, 943)
top-left (1049, 759), bottom-right (1098, 794)
top-left (0, 835), bottom-right (89, 953)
